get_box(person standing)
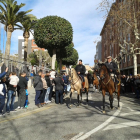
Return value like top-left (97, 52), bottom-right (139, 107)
top-left (44, 71), bottom-right (51, 104)
top-left (40, 73), bottom-right (47, 106)
top-left (6, 72), bottom-right (19, 113)
top-left (121, 75), bottom-right (126, 94)
top-left (63, 73), bottom-right (68, 95)
top-left (52, 73), bottom-right (64, 104)
top-left (49, 70), bottom-right (56, 102)
top-left (134, 75), bottom-right (140, 99)
top-left (17, 72), bottom-right (27, 109)
top-left (34, 70), bottom-right (43, 108)
top-left (30, 70), bottom-right (34, 87)
top-left (0, 77), bottom-right (7, 116)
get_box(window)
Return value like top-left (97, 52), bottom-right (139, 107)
top-left (22, 49), bottom-right (24, 55)
top-left (22, 42), bottom-right (24, 47)
top-left (128, 34), bottom-right (130, 41)
top-left (33, 49), bottom-right (38, 52)
top-left (127, 55), bottom-right (130, 61)
top-left (123, 56), bottom-right (126, 63)
top-left (110, 45), bottom-right (112, 56)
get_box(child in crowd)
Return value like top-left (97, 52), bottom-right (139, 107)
top-left (9, 72), bottom-right (19, 88)
top-left (0, 77), bottom-right (7, 116)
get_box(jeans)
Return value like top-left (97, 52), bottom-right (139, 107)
top-left (18, 89), bottom-right (26, 108)
top-left (136, 89), bottom-right (140, 98)
top-left (24, 95), bottom-right (28, 107)
top-left (55, 90), bottom-right (63, 104)
top-left (67, 84), bottom-right (71, 92)
top-left (44, 87), bottom-right (50, 102)
top-left (0, 98), bottom-right (5, 113)
top-left (40, 89), bottom-right (46, 103)
top-left (6, 90), bottom-right (15, 111)
top-left (79, 75), bottom-right (85, 82)
top-left (35, 90), bottom-right (42, 105)
top-left (49, 86), bottom-right (53, 101)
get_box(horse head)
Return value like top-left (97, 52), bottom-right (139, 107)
top-left (99, 64), bottom-right (109, 80)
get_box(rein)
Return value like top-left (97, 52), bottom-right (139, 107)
top-left (102, 77), bottom-right (111, 86)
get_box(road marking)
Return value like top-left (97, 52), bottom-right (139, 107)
top-left (120, 111), bottom-right (140, 117)
top-left (76, 102), bottom-right (123, 140)
top-left (0, 105), bottom-right (54, 124)
top-left (127, 107), bottom-right (134, 111)
top-left (70, 132), bottom-right (84, 140)
top-left (103, 121), bottom-right (140, 131)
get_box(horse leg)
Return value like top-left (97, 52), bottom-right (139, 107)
top-left (80, 89), bottom-right (82, 104)
top-left (69, 92), bottom-right (72, 107)
top-left (102, 90), bottom-right (106, 113)
top-left (86, 88), bottom-right (89, 103)
top-left (117, 85), bottom-right (120, 109)
top-left (77, 94), bottom-right (80, 106)
top-left (109, 92), bottom-right (114, 110)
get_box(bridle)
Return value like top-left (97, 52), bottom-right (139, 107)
top-left (100, 67), bottom-right (111, 86)
top-left (69, 68), bottom-right (80, 85)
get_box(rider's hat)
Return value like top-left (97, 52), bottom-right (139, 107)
top-left (79, 59), bottom-right (82, 62)
top-left (107, 56), bottom-right (112, 59)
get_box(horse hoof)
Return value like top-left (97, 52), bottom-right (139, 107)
top-left (111, 107), bottom-right (114, 110)
top-left (103, 111), bottom-right (106, 114)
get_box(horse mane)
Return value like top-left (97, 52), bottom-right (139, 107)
top-left (100, 63), bottom-right (110, 75)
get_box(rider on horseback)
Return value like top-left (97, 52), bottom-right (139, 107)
top-left (75, 59), bottom-right (86, 89)
top-left (105, 56), bottom-right (119, 92)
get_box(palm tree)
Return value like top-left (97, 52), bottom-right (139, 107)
top-left (0, 0), bottom-right (32, 58)
top-left (19, 14), bottom-right (37, 61)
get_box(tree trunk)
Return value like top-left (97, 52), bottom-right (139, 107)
top-left (133, 54), bottom-right (137, 75)
top-left (59, 59), bottom-right (62, 72)
top-left (5, 25), bottom-right (14, 57)
top-left (24, 37), bottom-right (29, 62)
top-left (23, 31), bottom-right (30, 62)
top-left (52, 49), bottom-right (56, 69)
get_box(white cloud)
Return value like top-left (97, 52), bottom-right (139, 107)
top-left (9, 0), bottom-right (104, 66)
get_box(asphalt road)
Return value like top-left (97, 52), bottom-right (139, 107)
top-left (0, 89), bottom-right (140, 140)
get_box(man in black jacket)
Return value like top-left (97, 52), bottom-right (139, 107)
top-left (34, 70), bottom-right (43, 107)
top-left (105, 56), bottom-right (118, 73)
top-left (75, 59), bottom-right (86, 89)
top-left (52, 73), bottom-right (64, 104)
top-left (105, 56), bottom-right (119, 92)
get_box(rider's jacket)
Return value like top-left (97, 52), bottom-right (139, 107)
top-left (105, 61), bottom-right (118, 73)
top-left (75, 64), bottom-right (86, 75)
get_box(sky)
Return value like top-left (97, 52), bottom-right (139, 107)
top-left (1, 0), bottom-right (105, 66)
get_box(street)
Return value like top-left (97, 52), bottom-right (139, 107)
top-left (0, 88), bottom-right (140, 140)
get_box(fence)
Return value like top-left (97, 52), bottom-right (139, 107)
top-left (0, 54), bottom-right (50, 76)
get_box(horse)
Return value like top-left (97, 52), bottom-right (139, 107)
top-left (68, 68), bottom-right (89, 107)
top-left (99, 64), bottom-right (121, 113)
top-left (93, 72), bottom-right (100, 91)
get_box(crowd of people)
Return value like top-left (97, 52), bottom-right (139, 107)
top-left (0, 68), bottom-right (70, 116)
top-left (121, 74), bottom-right (140, 98)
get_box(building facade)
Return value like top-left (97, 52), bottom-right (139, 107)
top-left (100, 0), bottom-right (140, 75)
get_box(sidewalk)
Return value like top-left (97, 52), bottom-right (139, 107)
top-left (3, 87), bottom-right (54, 116)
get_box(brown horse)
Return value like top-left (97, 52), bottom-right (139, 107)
top-left (93, 72), bottom-right (100, 90)
top-left (99, 64), bottom-right (121, 113)
top-left (69, 68), bottom-right (89, 107)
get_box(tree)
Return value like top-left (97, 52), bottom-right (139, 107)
top-left (27, 50), bottom-right (51, 66)
top-left (34, 16), bottom-right (73, 69)
top-left (98, 0), bottom-right (140, 75)
top-left (0, 0), bottom-right (32, 58)
top-left (62, 48), bottom-right (79, 66)
top-left (19, 14), bottom-right (37, 62)
top-left (57, 42), bottom-right (74, 70)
